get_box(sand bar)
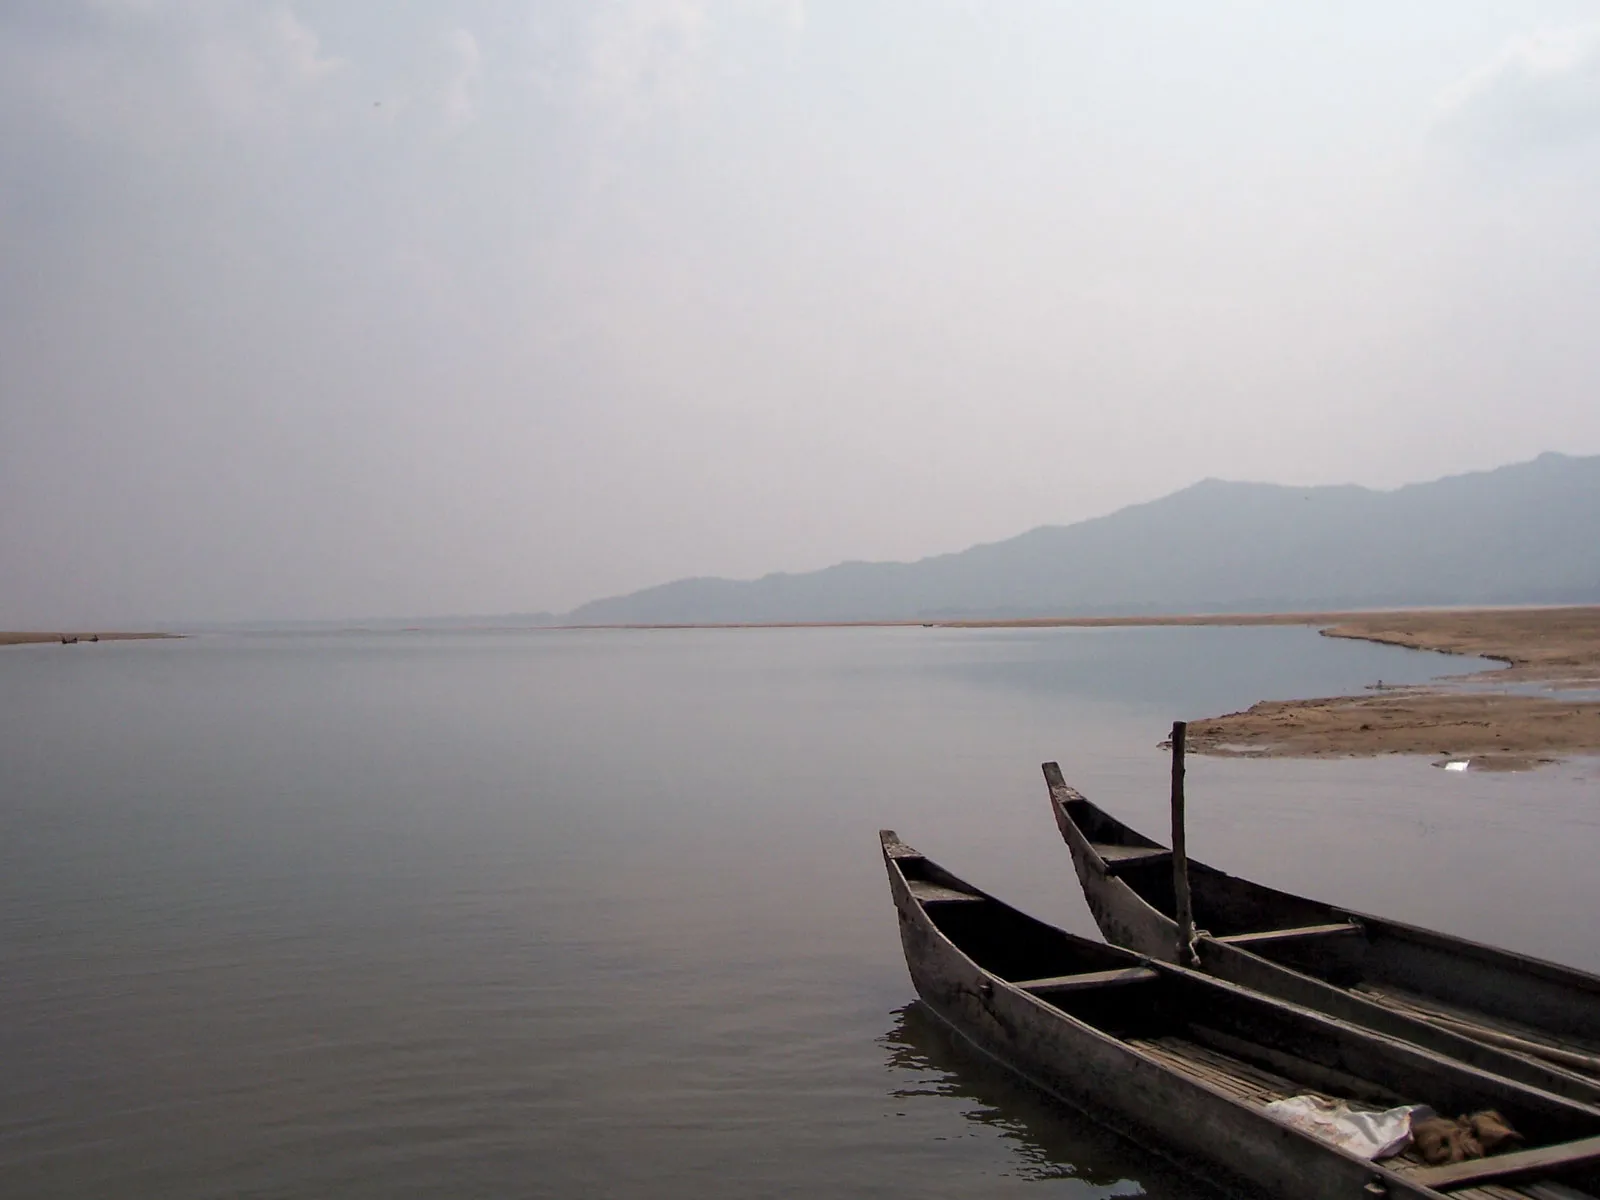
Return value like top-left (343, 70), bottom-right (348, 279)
top-left (1179, 607), bottom-right (1600, 768)
top-left (1, 631), bottom-right (175, 646)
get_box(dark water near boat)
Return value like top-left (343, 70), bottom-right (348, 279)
top-left (3, 626), bottom-right (1598, 1198)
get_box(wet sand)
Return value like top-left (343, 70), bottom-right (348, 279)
top-left (1318, 608), bottom-right (1600, 684)
top-left (1182, 607), bottom-right (1600, 768)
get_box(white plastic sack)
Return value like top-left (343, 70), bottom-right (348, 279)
top-left (1262, 1095), bottom-right (1434, 1160)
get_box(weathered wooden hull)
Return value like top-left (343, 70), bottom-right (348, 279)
top-left (1043, 762), bottom-right (1600, 1106)
top-left (881, 830), bottom-right (1600, 1198)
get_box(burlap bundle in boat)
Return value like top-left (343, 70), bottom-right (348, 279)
top-left (1412, 1110), bottom-right (1523, 1165)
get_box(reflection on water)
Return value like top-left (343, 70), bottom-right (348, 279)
top-left (881, 1002), bottom-right (1216, 1198)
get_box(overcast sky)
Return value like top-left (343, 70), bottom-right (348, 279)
top-left (4, 1), bottom-right (1600, 624)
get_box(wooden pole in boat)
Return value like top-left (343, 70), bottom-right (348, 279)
top-left (1171, 720), bottom-right (1197, 966)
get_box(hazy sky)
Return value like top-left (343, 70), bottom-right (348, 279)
top-left (4, 1), bottom-right (1600, 624)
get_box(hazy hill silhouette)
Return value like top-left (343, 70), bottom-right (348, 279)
top-left (562, 452), bottom-right (1600, 624)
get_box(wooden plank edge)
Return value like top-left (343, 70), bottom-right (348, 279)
top-left (1215, 922), bottom-right (1363, 947)
top-left (1410, 1134), bottom-right (1600, 1189)
top-left (1016, 967), bottom-right (1159, 994)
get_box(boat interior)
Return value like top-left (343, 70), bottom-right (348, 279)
top-left (1065, 798), bottom-right (1600, 1071)
top-left (901, 851), bottom-right (1600, 1197)
top-left (1228, 925), bottom-right (1600, 1073)
top-left (1065, 795), bottom-right (1339, 937)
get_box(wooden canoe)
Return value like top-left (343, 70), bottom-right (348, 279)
top-left (882, 829), bottom-right (1600, 1198)
top-left (1042, 762), bottom-right (1600, 1108)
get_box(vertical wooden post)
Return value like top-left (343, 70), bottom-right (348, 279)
top-left (1171, 720), bottom-right (1196, 966)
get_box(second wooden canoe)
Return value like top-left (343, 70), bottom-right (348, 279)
top-left (1043, 761), bottom-right (1600, 1107)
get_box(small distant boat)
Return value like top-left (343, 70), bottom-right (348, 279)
top-left (881, 829), bottom-right (1600, 1198)
top-left (1042, 763), bottom-right (1600, 1106)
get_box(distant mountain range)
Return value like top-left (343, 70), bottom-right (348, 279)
top-left (559, 452), bottom-right (1600, 624)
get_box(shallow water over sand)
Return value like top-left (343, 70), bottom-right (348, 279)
top-left (2, 626), bottom-right (1595, 1198)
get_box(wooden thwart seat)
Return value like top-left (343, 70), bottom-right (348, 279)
top-left (906, 878), bottom-right (985, 903)
top-left (1215, 922), bottom-right (1364, 947)
top-left (1015, 966), bottom-right (1158, 995)
top-left (1410, 1134), bottom-right (1600, 1189)
top-left (1093, 844), bottom-right (1173, 876)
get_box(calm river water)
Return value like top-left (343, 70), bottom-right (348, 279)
top-left (3, 626), bottom-right (1598, 1198)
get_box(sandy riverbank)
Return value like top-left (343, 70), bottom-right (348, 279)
top-left (0, 632), bottom-right (175, 646)
top-left (1179, 607), bottom-right (1600, 768)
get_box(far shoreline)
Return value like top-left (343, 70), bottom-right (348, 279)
top-left (9, 607), bottom-right (1600, 768)
top-left (557, 605), bottom-right (1600, 768)
top-left (0, 631), bottom-right (177, 646)
top-left (546, 604), bottom-right (1591, 636)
